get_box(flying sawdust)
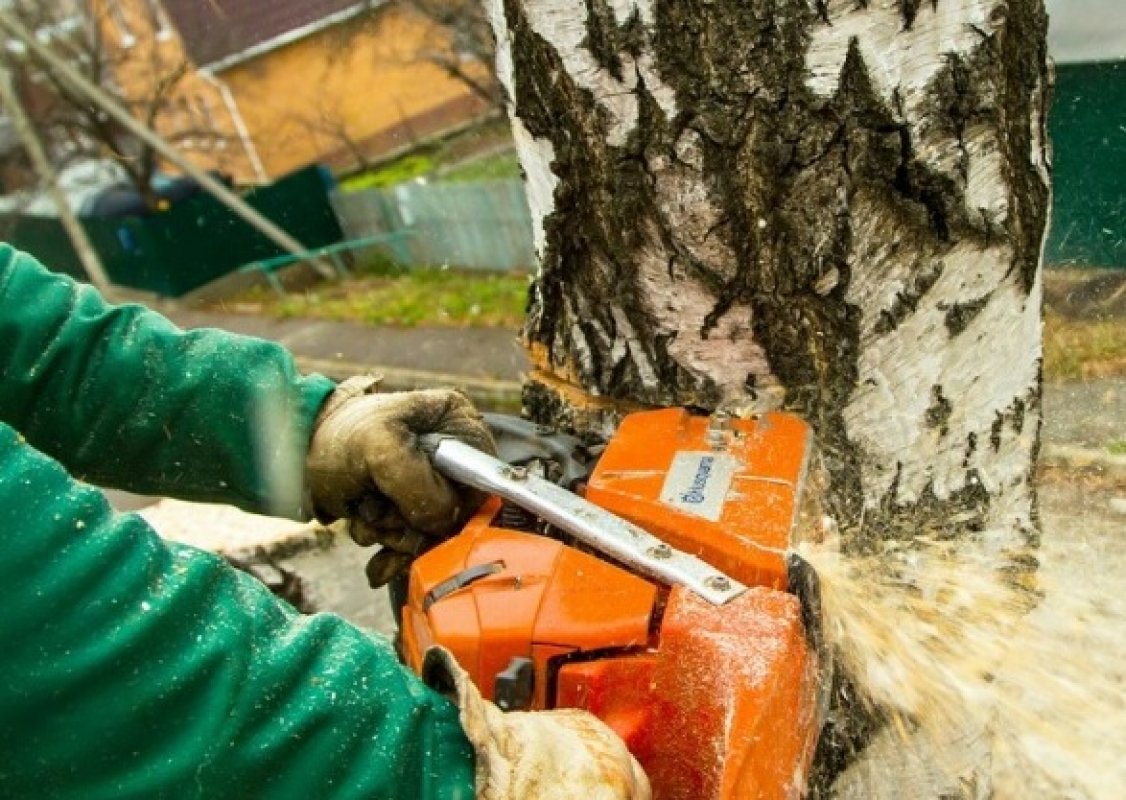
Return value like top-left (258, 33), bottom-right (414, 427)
top-left (799, 523), bottom-right (1126, 799)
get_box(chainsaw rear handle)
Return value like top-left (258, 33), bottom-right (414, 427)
top-left (419, 434), bottom-right (748, 606)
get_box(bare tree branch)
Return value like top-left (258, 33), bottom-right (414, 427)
top-left (296, 103), bottom-right (379, 173)
top-left (0, 2), bottom-right (233, 209)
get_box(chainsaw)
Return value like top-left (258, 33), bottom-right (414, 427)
top-left (398, 408), bottom-right (832, 799)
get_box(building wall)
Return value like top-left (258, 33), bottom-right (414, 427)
top-left (218, 6), bottom-right (489, 180)
top-left (99, 2), bottom-right (489, 184)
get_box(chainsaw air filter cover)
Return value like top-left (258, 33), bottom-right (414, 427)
top-left (585, 408), bottom-right (816, 589)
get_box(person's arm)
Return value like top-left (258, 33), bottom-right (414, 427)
top-left (0, 244), bottom-right (333, 517)
top-left (0, 421), bottom-right (475, 799)
top-left (0, 248), bottom-right (649, 798)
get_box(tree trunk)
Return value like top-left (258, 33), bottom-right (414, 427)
top-left (488, 0), bottom-right (1050, 791)
top-left (486, 0), bottom-right (1049, 562)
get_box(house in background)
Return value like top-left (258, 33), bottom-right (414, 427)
top-left (98, 0), bottom-right (493, 184)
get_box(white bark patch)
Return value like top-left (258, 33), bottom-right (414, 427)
top-left (510, 117), bottom-right (559, 261)
top-left (963, 126), bottom-right (1009, 227)
top-left (609, 305), bottom-right (661, 390)
top-left (608, 0), bottom-right (675, 114)
top-left (607, 0), bottom-right (655, 27)
top-left (482, 0), bottom-right (515, 99)
top-left (517, 1), bottom-right (676, 147)
top-left (573, 291), bottom-right (614, 353)
top-left (845, 224), bottom-right (1040, 529)
top-left (806, 1), bottom-right (1011, 221)
top-left (806, 0), bottom-right (998, 105)
top-left (489, 0), bottom-right (676, 264)
top-left (651, 131), bottom-right (739, 279)
top-left (482, 0), bottom-right (558, 263)
top-left (522, 0), bottom-right (639, 146)
top-left (1029, 77), bottom-right (1051, 188)
top-left (638, 52), bottom-right (679, 120)
top-left (562, 295), bottom-right (600, 385)
top-left (635, 226), bottom-right (779, 404)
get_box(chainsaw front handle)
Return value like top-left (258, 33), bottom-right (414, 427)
top-left (420, 434), bottom-right (747, 606)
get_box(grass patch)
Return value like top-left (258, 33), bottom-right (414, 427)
top-left (1043, 311), bottom-right (1126, 382)
top-left (340, 150), bottom-right (520, 193)
top-left (339, 153), bottom-right (436, 192)
top-left (226, 266), bottom-right (528, 329)
top-left (439, 151), bottom-right (521, 183)
top-left (1108, 441), bottom-right (1126, 456)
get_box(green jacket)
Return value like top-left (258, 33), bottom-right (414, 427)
top-left (0, 245), bottom-right (474, 799)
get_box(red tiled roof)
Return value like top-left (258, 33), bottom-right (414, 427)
top-left (161, 0), bottom-right (368, 70)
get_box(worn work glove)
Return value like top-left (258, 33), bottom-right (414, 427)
top-left (305, 376), bottom-right (495, 587)
top-left (423, 647), bottom-right (651, 800)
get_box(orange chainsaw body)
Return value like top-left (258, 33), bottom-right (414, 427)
top-left (401, 408), bottom-right (825, 799)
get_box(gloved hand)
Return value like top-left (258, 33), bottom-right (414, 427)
top-left (423, 647), bottom-right (651, 800)
top-left (305, 376), bottom-right (495, 587)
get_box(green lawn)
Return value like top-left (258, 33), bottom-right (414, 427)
top-left (1042, 311), bottom-right (1126, 382)
top-left (338, 149), bottom-right (520, 192)
top-left (339, 154), bottom-right (436, 192)
top-left (225, 265), bottom-right (528, 329)
top-left (439, 151), bottom-right (522, 182)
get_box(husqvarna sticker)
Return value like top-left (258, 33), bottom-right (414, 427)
top-left (659, 452), bottom-right (737, 521)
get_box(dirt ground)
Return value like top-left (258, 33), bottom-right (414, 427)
top-left (1043, 268), bottom-right (1126, 320)
top-left (283, 535), bottom-right (398, 636)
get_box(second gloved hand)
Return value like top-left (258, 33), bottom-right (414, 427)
top-left (305, 376), bottom-right (495, 586)
top-left (423, 646), bottom-right (651, 800)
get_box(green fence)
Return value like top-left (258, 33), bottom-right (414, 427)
top-left (1045, 59), bottom-right (1126, 269)
top-left (0, 213), bottom-right (90, 281)
top-left (331, 179), bottom-right (535, 272)
top-left (0, 164), bottom-right (344, 296)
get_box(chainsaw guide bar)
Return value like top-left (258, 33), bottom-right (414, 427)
top-left (420, 435), bottom-right (748, 606)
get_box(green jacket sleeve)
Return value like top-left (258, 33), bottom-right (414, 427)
top-left (0, 420), bottom-right (475, 799)
top-left (0, 244), bottom-right (333, 518)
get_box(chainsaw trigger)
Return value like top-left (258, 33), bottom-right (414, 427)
top-left (422, 560), bottom-right (505, 611)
